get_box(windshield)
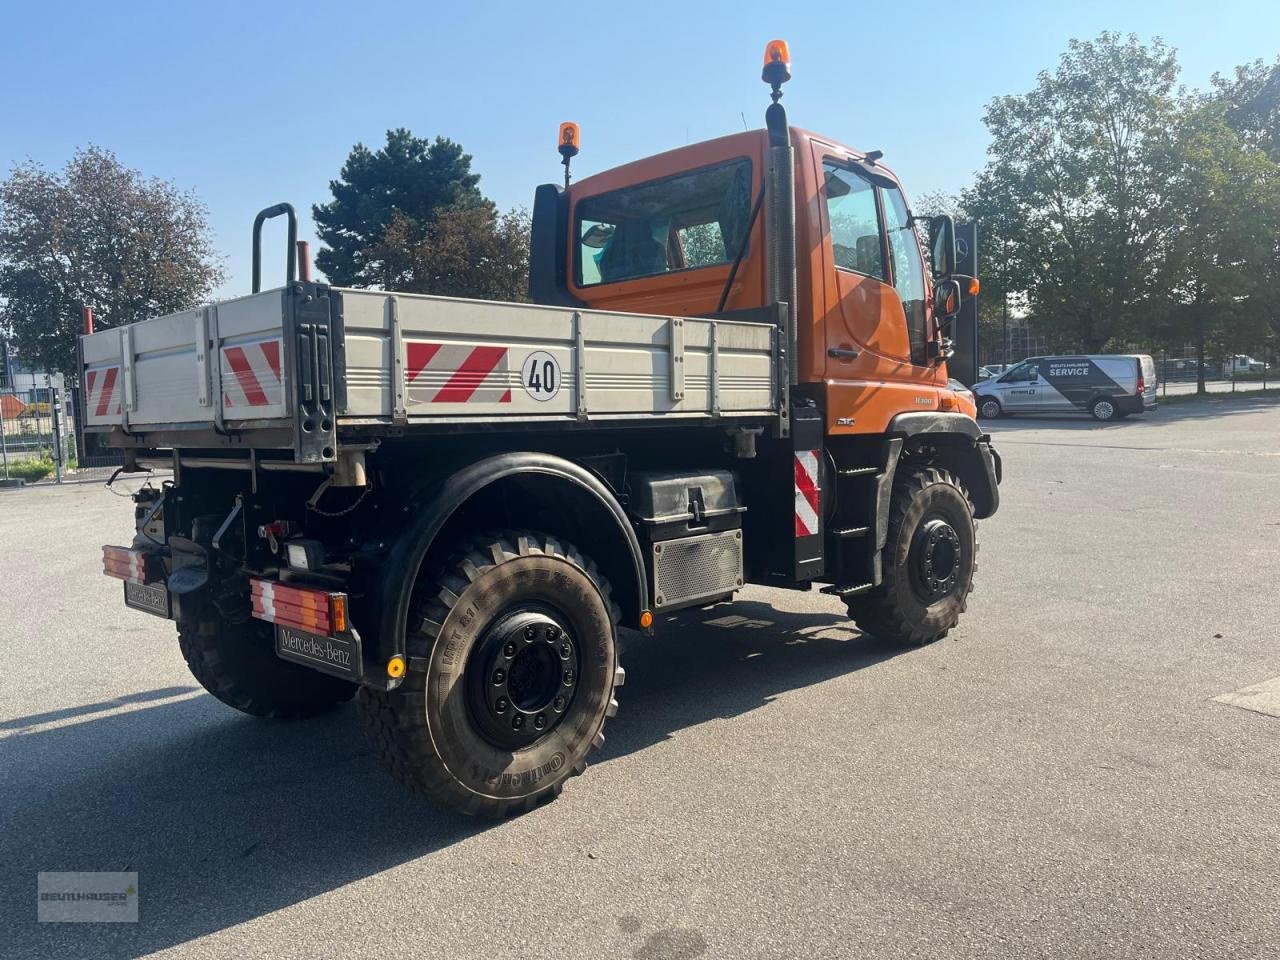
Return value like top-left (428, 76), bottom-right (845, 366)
top-left (575, 159), bottom-right (752, 286)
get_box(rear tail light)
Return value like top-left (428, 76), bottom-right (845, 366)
top-left (102, 545), bottom-right (159, 584)
top-left (1137, 373), bottom-right (1146, 394)
top-left (250, 578), bottom-right (349, 637)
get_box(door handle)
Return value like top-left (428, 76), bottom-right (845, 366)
top-left (828, 346), bottom-right (860, 361)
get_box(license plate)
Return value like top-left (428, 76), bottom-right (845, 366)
top-left (275, 626), bottom-right (361, 681)
top-left (124, 580), bottom-right (171, 618)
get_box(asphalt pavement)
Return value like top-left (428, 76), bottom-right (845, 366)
top-left (2, 394), bottom-right (1278, 959)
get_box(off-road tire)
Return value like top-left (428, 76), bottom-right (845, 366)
top-left (847, 466), bottom-right (977, 647)
top-left (178, 608), bottom-right (357, 719)
top-left (357, 531), bottom-right (623, 817)
top-left (978, 397), bottom-right (1002, 419)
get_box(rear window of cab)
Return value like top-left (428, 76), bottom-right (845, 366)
top-left (574, 158), bottom-right (753, 287)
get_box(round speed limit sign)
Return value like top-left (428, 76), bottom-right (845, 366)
top-left (521, 350), bottom-right (561, 402)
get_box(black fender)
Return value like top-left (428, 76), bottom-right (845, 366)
top-left (884, 412), bottom-right (1001, 520)
top-left (364, 452), bottom-right (647, 687)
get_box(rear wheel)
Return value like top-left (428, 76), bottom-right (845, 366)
top-left (357, 531), bottom-right (622, 817)
top-left (846, 466), bottom-right (976, 646)
top-left (978, 397), bottom-right (1002, 419)
top-left (178, 607), bottom-right (357, 719)
top-left (1090, 397), bottom-right (1118, 421)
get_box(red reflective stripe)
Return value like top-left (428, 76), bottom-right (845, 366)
top-left (225, 346), bottom-right (268, 406)
top-left (405, 342), bottom-right (443, 384)
top-left (433, 346), bottom-right (506, 403)
top-left (793, 456), bottom-right (819, 514)
top-left (260, 340), bottom-right (281, 380)
top-left (96, 366), bottom-right (118, 417)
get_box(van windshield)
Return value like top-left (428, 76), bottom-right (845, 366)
top-left (575, 159), bottom-right (753, 286)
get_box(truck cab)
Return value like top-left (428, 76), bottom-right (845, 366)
top-left (531, 127), bottom-right (974, 433)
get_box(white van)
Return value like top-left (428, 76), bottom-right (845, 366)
top-left (973, 354), bottom-right (1157, 421)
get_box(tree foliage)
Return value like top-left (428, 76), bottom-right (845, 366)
top-left (959, 33), bottom-right (1280, 379)
top-left (313, 129), bottom-right (529, 301)
top-left (966, 33), bottom-right (1179, 352)
top-left (0, 147), bottom-right (223, 375)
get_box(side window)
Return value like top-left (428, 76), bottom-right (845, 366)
top-left (822, 162), bottom-right (884, 280)
top-left (881, 187), bottom-right (928, 365)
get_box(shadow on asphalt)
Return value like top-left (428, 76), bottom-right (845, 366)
top-left (2, 599), bottom-right (901, 959)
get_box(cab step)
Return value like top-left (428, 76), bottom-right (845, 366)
top-left (837, 466), bottom-right (879, 477)
top-left (821, 581), bottom-right (876, 598)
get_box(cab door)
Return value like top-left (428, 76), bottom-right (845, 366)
top-left (996, 361), bottom-right (1042, 411)
top-left (814, 153), bottom-right (940, 433)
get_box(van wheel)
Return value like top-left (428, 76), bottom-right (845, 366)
top-left (1090, 397), bottom-right (1118, 421)
top-left (846, 467), bottom-right (976, 647)
top-left (178, 607), bottom-right (357, 719)
top-left (978, 398), bottom-right (1002, 419)
top-left (357, 531), bottom-right (622, 817)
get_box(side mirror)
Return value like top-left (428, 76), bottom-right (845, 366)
top-left (933, 278), bottom-right (961, 319)
top-left (928, 215), bottom-right (956, 278)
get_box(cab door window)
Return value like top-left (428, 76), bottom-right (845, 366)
top-left (881, 187), bottom-right (928, 365)
top-left (822, 162), bottom-right (885, 280)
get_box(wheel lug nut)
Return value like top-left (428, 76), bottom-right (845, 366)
top-left (534, 714), bottom-right (547, 730)
top-left (553, 696), bottom-right (566, 711)
top-left (559, 643), bottom-right (571, 659)
top-left (503, 642), bottom-right (516, 658)
top-left (524, 625), bottom-right (537, 641)
top-left (511, 714), bottom-right (525, 729)
top-left (495, 697), bottom-right (508, 713)
top-left (563, 670), bottom-right (576, 686)
top-left (492, 669), bottom-right (505, 684)
top-left (545, 624), bottom-right (559, 641)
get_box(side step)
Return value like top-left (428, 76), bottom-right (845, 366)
top-left (830, 525), bottom-right (870, 539)
top-left (820, 581), bottom-right (875, 598)
top-left (837, 466), bottom-right (878, 477)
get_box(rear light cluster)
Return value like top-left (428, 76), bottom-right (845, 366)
top-left (250, 578), bottom-right (348, 637)
top-left (102, 545), bottom-right (159, 585)
top-left (1137, 373), bottom-right (1146, 395)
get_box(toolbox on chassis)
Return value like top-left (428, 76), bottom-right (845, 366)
top-left (91, 41), bottom-right (1000, 817)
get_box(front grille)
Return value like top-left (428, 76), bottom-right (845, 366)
top-left (653, 530), bottom-right (743, 609)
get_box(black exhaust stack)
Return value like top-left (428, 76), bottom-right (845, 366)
top-left (762, 41), bottom-right (798, 384)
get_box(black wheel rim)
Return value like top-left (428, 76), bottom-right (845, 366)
top-left (910, 517), bottom-right (962, 602)
top-left (466, 606), bottom-right (580, 749)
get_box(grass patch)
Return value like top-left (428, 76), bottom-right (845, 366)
top-left (5, 455), bottom-right (56, 482)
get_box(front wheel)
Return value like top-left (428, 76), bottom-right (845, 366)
top-left (357, 531), bottom-right (623, 817)
top-left (977, 397), bottom-right (1003, 419)
top-left (847, 466), bottom-right (976, 646)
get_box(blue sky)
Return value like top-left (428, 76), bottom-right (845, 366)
top-left (2, 0), bottom-right (1276, 297)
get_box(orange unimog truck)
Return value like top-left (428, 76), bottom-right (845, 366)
top-left (88, 41), bottom-right (1000, 815)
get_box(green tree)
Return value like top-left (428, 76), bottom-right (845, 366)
top-left (314, 129), bottom-right (527, 299)
top-left (1211, 57), bottom-right (1280, 163)
top-left (965, 33), bottom-right (1180, 352)
top-left (0, 147), bottom-right (223, 375)
top-left (1153, 99), bottom-right (1280, 391)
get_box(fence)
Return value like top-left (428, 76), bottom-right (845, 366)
top-left (0, 385), bottom-right (124, 484)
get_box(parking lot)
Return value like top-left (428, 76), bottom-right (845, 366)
top-left (2, 394), bottom-right (1278, 960)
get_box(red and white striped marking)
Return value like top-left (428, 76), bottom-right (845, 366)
top-left (85, 366), bottom-right (121, 418)
top-left (222, 339), bottom-right (282, 409)
top-left (794, 449), bottom-right (821, 537)
top-left (406, 342), bottom-right (511, 405)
